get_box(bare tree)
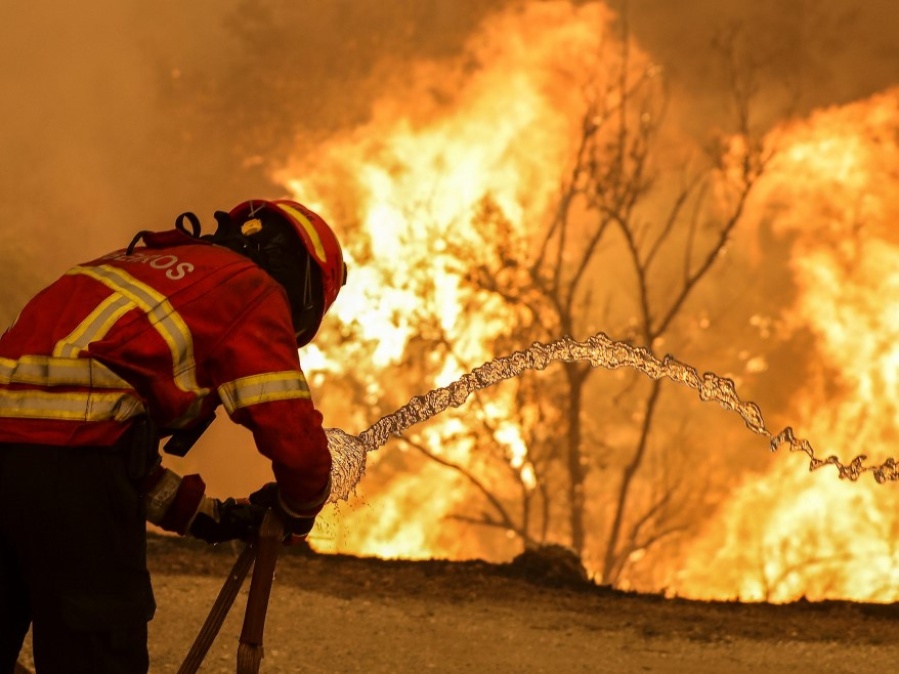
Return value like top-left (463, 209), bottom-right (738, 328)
top-left (403, 18), bottom-right (773, 585)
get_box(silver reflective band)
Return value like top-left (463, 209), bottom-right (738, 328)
top-left (66, 265), bottom-right (209, 399)
top-left (0, 355), bottom-right (132, 389)
top-left (0, 389), bottom-right (145, 422)
top-left (218, 371), bottom-right (311, 414)
top-left (145, 468), bottom-right (184, 526)
top-left (54, 294), bottom-right (135, 358)
top-left (66, 264), bottom-right (212, 428)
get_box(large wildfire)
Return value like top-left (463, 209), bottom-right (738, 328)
top-left (670, 93), bottom-right (899, 602)
top-left (262, 3), bottom-right (899, 603)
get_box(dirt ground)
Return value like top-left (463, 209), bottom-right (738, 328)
top-left (16, 534), bottom-right (899, 673)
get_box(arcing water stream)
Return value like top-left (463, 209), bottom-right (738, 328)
top-left (325, 331), bottom-right (899, 503)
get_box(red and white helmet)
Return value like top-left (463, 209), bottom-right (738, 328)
top-left (228, 199), bottom-right (347, 317)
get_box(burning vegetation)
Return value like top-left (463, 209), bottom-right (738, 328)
top-left (262, 3), bottom-right (899, 604)
top-left (672, 91), bottom-right (899, 602)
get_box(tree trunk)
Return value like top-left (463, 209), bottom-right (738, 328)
top-left (565, 363), bottom-right (586, 555)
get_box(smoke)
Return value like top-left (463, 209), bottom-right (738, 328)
top-left (2, 1), bottom-right (893, 286)
top-left (0, 1), bottom-right (237, 315)
top-left (626, 0), bottom-right (899, 134)
top-left (0, 1), bottom-right (512, 317)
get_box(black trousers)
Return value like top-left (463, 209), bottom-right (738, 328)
top-left (0, 442), bottom-right (156, 674)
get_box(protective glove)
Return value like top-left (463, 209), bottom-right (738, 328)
top-left (249, 482), bottom-right (318, 543)
top-left (188, 497), bottom-right (267, 544)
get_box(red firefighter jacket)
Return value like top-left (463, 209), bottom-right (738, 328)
top-left (0, 229), bottom-right (331, 511)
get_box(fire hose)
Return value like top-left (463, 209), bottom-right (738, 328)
top-left (179, 509), bottom-right (286, 674)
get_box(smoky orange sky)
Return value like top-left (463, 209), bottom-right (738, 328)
top-left (1, 1), bottom-right (895, 310)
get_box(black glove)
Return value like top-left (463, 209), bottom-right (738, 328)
top-left (249, 483), bottom-right (316, 540)
top-left (189, 497), bottom-right (267, 544)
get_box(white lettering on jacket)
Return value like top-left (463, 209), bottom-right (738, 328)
top-left (101, 252), bottom-right (196, 280)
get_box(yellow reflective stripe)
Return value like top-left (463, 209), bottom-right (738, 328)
top-left (277, 204), bottom-right (327, 262)
top-left (218, 371), bottom-right (310, 414)
top-left (66, 265), bottom-right (208, 399)
top-left (0, 355), bottom-right (132, 389)
top-left (0, 389), bottom-right (145, 422)
top-left (54, 294), bottom-right (135, 358)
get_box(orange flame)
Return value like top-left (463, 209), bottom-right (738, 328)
top-left (277, 2), bottom-right (630, 560)
top-left (671, 89), bottom-right (899, 602)
top-left (274, 0), bottom-right (899, 604)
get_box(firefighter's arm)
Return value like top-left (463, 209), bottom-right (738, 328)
top-left (231, 401), bottom-right (333, 542)
top-left (209, 279), bottom-right (333, 530)
top-left (142, 465), bottom-right (265, 543)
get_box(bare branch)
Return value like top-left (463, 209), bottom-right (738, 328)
top-left (400, 435), bottom-right (526, 541)
top-left (652, 165), bottom-right (756, 339)
top-left (643, 174), bottom-right (701, 270)
top-left (601, 378), bottom-right (663, 583)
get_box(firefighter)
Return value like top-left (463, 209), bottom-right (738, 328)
top-left (0, 199), bottom-right (347, 673)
